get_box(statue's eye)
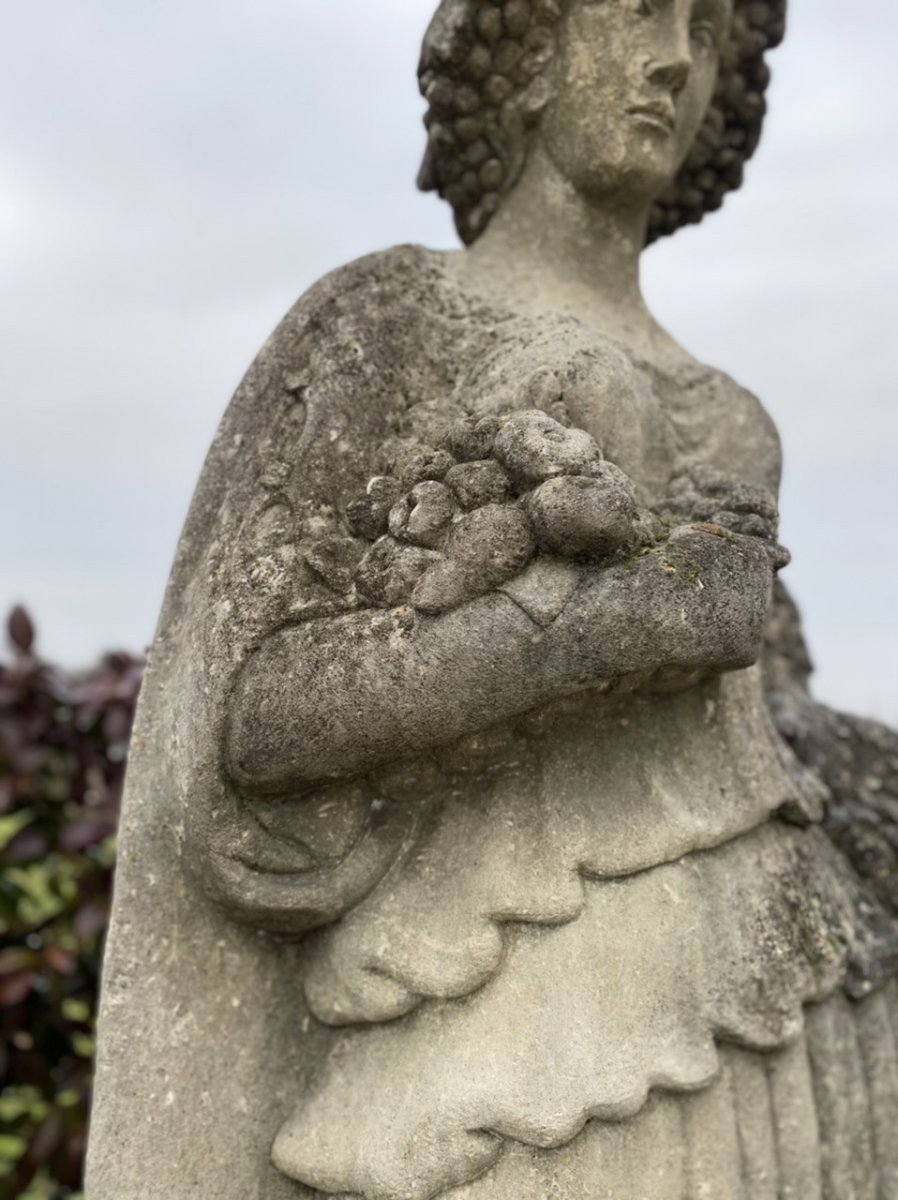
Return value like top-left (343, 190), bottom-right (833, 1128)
top-left (690, 20), bottom-right (717, 51)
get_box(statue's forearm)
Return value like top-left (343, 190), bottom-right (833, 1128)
top-left (226, 589), bottom-right (558, 792)
top-left (226, 530), bottom-right (771, 794)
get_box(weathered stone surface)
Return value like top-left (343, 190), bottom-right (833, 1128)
top-left (764, 580), bottom-right (898, 963)
top-left (444, 458), bottom-right (511, 509)
top-left (346, 475), bottom-right (403, 540)
top-left (524, 463), bottom-right (637, 558)
top-left (355, 535), bottom-right (438, 607)
top-left (445, 414), bottom-right (501, 462)
top-left (395, 444), bottom-right (456, 490)
top-left (87, 3), bottom-right (896, 1199)
top-left (388, 480), bottom-right (456, 548)
top-left (303, 534), bottom-right (366, 593)
top-left (276, 824), bottom-right (881, 1198)
top-left (445, 502), bottom-right (535, 581)
top-left (492, 409), bottom-right (602, 489)
top-left (410, 504), bottom-right (536, 613)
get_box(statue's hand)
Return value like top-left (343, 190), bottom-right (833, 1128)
top-left (548, 523), bottom-right (776, 687)
top-left (659, 464), bottom-right (790, 570)
top-left (350, 409), bottom-right (646, 616)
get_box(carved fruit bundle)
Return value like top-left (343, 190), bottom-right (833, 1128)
top-left (343, 407), bottom-right (641, 613)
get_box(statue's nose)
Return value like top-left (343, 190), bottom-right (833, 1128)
top-left (644, 55), bottom-right (691, 95)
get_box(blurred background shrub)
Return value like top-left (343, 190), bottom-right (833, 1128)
top-left (0, 608), bottom-right (141, 1200)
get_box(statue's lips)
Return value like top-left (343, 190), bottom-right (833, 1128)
top-left (627, 102), bottom-right (677, 134)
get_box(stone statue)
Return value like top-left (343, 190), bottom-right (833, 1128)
top-left (87, 1), bottom-right (898, 1196)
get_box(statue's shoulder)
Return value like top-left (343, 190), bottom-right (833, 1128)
top-left (225, 242), bottom-right (466, 430)
top-left (300, 241), bottom-right (446, 304)
top-left (195, 242), bottom-right (461, 519)
top-left (268, 243), bottom-right (455, 353)
top-left (165, 245), bottom-right (469, 635)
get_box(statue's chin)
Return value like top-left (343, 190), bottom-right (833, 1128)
top-left (544, 141), bottom-right (680, 219)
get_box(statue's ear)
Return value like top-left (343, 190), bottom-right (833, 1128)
top-left (492, 54), bottom-right (558, 207)
top-left (516, 33), bottom-right (559, 127)
top-left (518, 73), bottom-right (556, 125)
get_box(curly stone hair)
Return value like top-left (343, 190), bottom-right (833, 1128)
top-left (417, 0), bottom-right (786, 246)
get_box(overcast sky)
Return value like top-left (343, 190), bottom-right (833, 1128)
top-left (1, 0), bottom-right (896, 722)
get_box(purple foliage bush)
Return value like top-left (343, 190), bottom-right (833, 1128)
top-left (0, 608), bottom-right (141, 1199)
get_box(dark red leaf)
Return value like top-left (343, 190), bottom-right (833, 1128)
top-left (4, 827), bottom-right (49, 863)
top-left (11, 744), bottom-right (49, 775)
top-left (0, 716), bottom-right (24, 750)
top-left (101, 704), bottom-right (131, 742)
top-left (74, 675), bottom-right (119, 706)
top-left (55, 1124), bottom-right (87, 1187)
top-left (24, 1109), bottom-right (63, 1173)
top-left (7, 605), bottom-right (35, 654)
top-left (102, 651), bottom-right (134, 674)
top-left (8, 1046), bottom-right (49, 1088)
top-left (0, 610), bottom-right (143, 1192)
top-left (59, 818), bottom-right (113, 852)
top-left (0, 970), bottom-right (34, 1007)
top-left (42, 946), bottom-right (76, 976)
top-left (0, 948), bottom-right (38, 975)
top-left (74, 895), bottom-right (110, 941)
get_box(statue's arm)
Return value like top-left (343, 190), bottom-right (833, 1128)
top-left (227, 524), bottom-right (772, 793)
top-left (763, 581), bottom-right (898, 924)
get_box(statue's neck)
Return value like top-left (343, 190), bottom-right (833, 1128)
top-left (457, 142), bottom-right (661, 357)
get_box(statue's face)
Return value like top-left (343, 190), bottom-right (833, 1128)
top-left (538, 0), bottom-right (734, 207)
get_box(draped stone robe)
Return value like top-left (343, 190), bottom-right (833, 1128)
top-left (86, 246), bottom-right (898, 1200)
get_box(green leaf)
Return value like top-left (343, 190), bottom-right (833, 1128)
top-left (0, 1134), bottom-right (27, 1161)
top-left (0, 811), bottom-right (33, 852)
top-left (72, 1032), bottom-right (95, 1058)
top-left (61, 998), bottom-right (91, 1023)
top-left (0, 1086), bottom-right (48, 1123)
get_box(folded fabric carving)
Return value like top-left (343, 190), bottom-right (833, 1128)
top-left (275, 820), bottom-right (893, 1200)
